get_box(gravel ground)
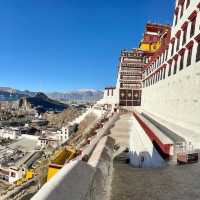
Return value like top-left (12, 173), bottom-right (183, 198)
top-left (110, 151), bottom-right (200, 200)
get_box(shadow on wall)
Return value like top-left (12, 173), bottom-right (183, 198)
top-left (129, 147), bottom-right (166, 168)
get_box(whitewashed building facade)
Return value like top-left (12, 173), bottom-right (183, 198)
top-left (142, 0), bottom-right (200, 148)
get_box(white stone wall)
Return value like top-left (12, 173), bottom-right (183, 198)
top-left (97, 88), bottom-right (119, 110)
top-left (32, 136), bottom-right (115, 200)
top-left (97, 64), bottom-right (120, 110)
top-left (103, 89), bottom-right (116, 105)
top-left (142, 61), bottom-right (200, 131)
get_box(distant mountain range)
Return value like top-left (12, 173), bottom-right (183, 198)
top-left (0, 87), bottom-right (36, 101)
top-left (47, 89), bottom-right (103, 103)
top-left (0, 87), bottom-right (103, 103)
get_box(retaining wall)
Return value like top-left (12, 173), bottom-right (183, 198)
top-left (32, 136), bottom-right (115, 200)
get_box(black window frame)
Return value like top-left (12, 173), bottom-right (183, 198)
top-left (168, 63), bottom-right (172, 77)
top-left (190, 18), bottom-right (196, 38)
top-left (180, 54), bottom-right (184, 70)
top-left (175, 14), bottom-right (178, 26)
top-left (107, 89), bottom-right (110, 96)
top-left (160, 68), bottom-right (163, 80)
top-left (158, 57), bottom-right (161, 67)
top-left (182, 28), bottom-right (187, 45)
top-left (163, 67), bottom-right (166, 79)
top-left (162, 52), bottom-right (165, 63)
top-left (165, 49), bottom-right (168, 61)
top-left (186, 0), bottom-right (190, 8)
top-left (180, 4), bottom-right (184, 18)
top-left (196, 41), bottom-right (200, 62)
top-left (171, 42), bottom-right (175, 56)
top-left (187, 47), bottom-right (193, 66)
top-left (176, 36), bottom-right (180, 51)
top-left (173, 59), bottom-right (178, 75)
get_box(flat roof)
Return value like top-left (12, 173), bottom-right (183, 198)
top-left (8, 137), bottom-right (38, 152)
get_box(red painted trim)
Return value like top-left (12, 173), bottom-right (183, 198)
top-left (194, 33), bottom-right (200, 42)
top-left (178, 48), bottom-right (186, 55)
top-left (170, 37), bottom-right (175, 43)
top-left (151, 65), bottom-right (164, 76)
top-left (178, 0), bottom-right (185, 5)
top-left (133, 112), bottom-right (171, 155)
top-left (143, 62), bottom-right (167, 81)
top-left (161, 64), bottom-right (167, 68)
top-left (173, 54), bottom-right (179, 60)
top-left (175, 7), bottom-right (179, 15)
top-left (181, 21), bottom-right (188, 30)
top-left (49, 163), bottom-right (63, 169)
top-left (167, 59), bottom-right (173, 64)
top-left (176, 30), bottom-right (181, 38)
top-left (186, 40), bottom-right (194, 49)
top-left (188, 11), bottom-right (197, 21)
top-left (142, 28), bottom-right (171, 72)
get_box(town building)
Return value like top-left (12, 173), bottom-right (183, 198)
top-left (39, 136), bottom-right (59, 149)
top-left (0, 146), bottom-right (42, 183)
top-left (99, 86), bottom-right (117, 110)
top-left (57, 123), bottom-right (78, 144)
top-left (38, 129), bottom-right (59, 149)
top-left (0, 127), bottom-right (20, 140)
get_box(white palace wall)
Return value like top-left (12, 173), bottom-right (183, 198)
top-left (142, 61), bottom-right (200, 132)
top-left (142, 0), bottom-right (200, 134)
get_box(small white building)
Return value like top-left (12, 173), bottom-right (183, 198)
top-left (57, 123), bottom-right (78, 144)
top-left (0, 166), bottom-right (24, 183)
top-left (58, 127), bottom-right (69, 144)
top-left (38, 136), bottom-right (59, 149)
top-left (38, 130), bottom-right (59, 149)
top-left (0, 148), bottom-right (41, 184)
top-left (0, 127), bottom-right (19, 140)
top-left (96, 86), bottom-right (119, 112)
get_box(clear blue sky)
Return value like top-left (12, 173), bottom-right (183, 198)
top-left (0, 0), bottom-right (174, 92)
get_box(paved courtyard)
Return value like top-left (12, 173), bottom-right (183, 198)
top-left (110, 152), bottom-right (200, 200)
top-left (109, 113), bottom-right (200, 200)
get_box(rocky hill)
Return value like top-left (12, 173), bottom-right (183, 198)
top-left (18, 92), bottom-right (68, 113)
